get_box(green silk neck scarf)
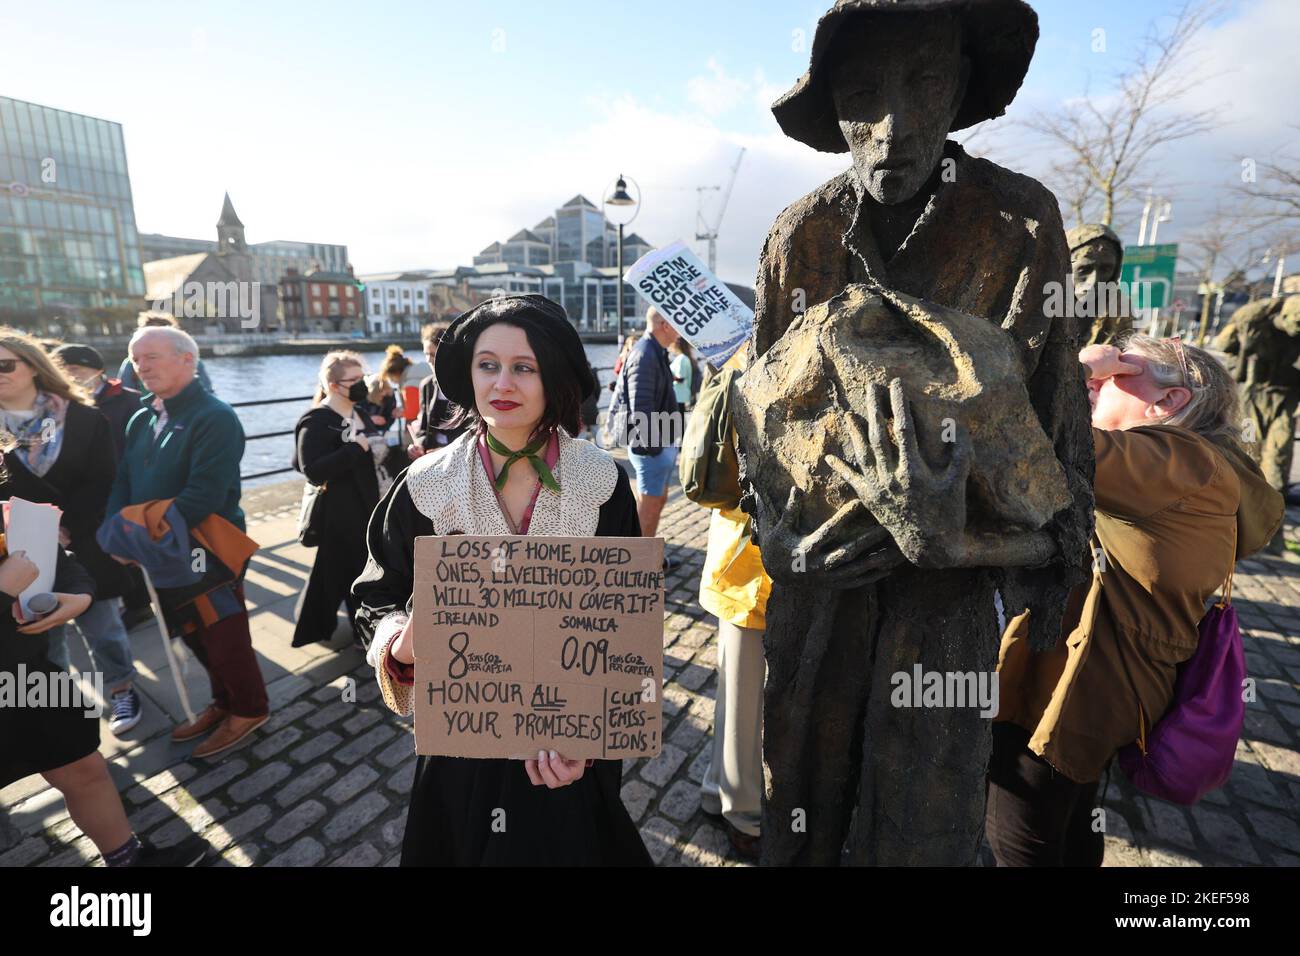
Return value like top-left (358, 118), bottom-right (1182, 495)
top-left (484, 430), bottom-right (560, 493)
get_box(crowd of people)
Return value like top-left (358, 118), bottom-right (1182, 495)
top-left (0, 280), bottom-right (1287, 868)
top-left (0, 315), bottom-right (245, 867)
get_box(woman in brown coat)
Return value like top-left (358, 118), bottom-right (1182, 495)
top-left (988, 335), bottom-right (1284, 866)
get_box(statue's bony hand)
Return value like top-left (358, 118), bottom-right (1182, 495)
top-left (752, 484), bottom-right (901, 590)
top-left (825, 379), bottom-right (972, 569)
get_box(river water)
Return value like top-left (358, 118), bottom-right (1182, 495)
top-left (203, 343), bottom-right (623, 487)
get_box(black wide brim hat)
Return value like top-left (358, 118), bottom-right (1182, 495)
top-left (434, 294), bottom-right (596, 412)
top-left (773, 0), bottom-right (1039, 153)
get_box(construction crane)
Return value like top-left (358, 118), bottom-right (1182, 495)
top-left (695, 147), bottom-right (746, 274)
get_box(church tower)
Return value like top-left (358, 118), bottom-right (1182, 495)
top-left (216, 192), bottom-right (247, 254)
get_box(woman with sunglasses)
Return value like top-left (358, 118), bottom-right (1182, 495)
top-left (0, 329), bottom-right (144, 736)
top-left (988, 335), bottom-right (1284, 866)
top-left (354, 295), bottom-right (652, 866)
top-left (290, 351), bottom-right (381, 649)
top-left (0, 433), bottom-right (210, 867)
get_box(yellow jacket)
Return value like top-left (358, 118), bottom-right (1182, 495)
top-left (700, 504), bottom-right (771, 629)
top-left (697, 351), bottom-right (772, 629)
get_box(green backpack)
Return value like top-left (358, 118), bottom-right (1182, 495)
top-left (679, 366), bottom-right (743, 511)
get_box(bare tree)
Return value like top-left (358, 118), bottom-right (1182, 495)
top-left (1251, 160), bottom-right (1300, 222)
top-left (1237, 128), bottom-right (1300, 227)
top-left (1180, 206), bottom-right (1277, 341)
top-left (1027, 0), bottom-right (1224, 228)
top-left (953, 120), bottom-right (1009, 165)
top-left (1254, 226), bottom-right (1300, 298)
top-left (1050, 160), bottom-right (1098, 229)
top-left (1181, 207), bottom-right (1267, 287)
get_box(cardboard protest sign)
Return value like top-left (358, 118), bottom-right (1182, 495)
top-left (625, 240), bottom-right (754, 368)
top-left (412, 535), bottom-right (664, 761)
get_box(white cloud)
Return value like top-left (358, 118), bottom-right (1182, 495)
top-left (686, 57), bottom-right (789, 121)
top-left (988, 0), bottom-right (1300, 249)
top-left (753, 74), bottom-right (788, 115)
top-left (123, 63), bottom-right (846, 289)
top-left (331, 92), bottom-right (844, 287)
top-left (126, 1), bottom-right (1300, 299)
top-left (686, 58), bottom-right (754, 117)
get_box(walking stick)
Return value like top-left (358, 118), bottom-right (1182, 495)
top-left (138, 564), bottom-right (197, 725)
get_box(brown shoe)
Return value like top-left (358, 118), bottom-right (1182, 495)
top-left (171, 705), bottom-right (227, 743)
top-left (191, 713), bottom-right (269, 759)
top-left (726, 823), bottom-right (760, 862)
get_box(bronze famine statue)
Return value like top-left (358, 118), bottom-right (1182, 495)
top-left (1214, 295), bottom-right (1300, 551)
top-left (1067, 223), bottom-right (1133, 346)
top-left (734, 0), bottom-right (1093, 865)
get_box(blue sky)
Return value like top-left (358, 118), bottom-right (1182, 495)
top-left (2, 1), bottom-right (1292, 283)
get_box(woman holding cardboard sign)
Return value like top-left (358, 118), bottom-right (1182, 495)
top-left (354, 294), bottom-right (652, 866)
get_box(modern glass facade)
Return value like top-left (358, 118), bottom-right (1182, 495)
top-left (138, 233), bottom-right (214, 262)
top-left (459, 198), bottom-right (666, 333)
top-left (0, 96), bottom-right (145, 315)
top-left (555, 198), bottom-right (608, 267)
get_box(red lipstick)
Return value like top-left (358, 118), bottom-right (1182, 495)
top-left (490, 400), bottom-right (521, 411)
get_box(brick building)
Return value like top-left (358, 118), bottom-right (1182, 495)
top-left (281, 266), bottom-right (364, 334)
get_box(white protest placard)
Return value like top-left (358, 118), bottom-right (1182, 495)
top-left (625, 240), bottom-right (754, 368)
top-left (3, 497), bottom-right (62, 618)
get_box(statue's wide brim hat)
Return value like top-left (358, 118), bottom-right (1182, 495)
top-left (1066, 223), bottom-right (1123, 256)
top-left (435, 293), bottom-right (596, 411)
top-left (773, 0), bottom-right (1039, 153)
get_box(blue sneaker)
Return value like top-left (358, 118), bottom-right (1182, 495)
top-left (109, 688), bottom-right (143, 736)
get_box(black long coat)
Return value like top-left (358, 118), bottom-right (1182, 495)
top-left (414, 374), bottom-right (465, 451)
top-left (93, 378), bottom-right (143, 461)
top-left (0, 546), bottom-right (99, 789)
top-left (293, 407), bottom-right (380, 544)
top-left (290, 406), bottom-right (381, 647)
top-left (1, 400), bottom-right (129, 600)
top-left (352, 463), bottom-right (653, 866)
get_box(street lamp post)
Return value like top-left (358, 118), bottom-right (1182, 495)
top-left (1262, 244), bottom-right (1288, 298)
top-left (604, 174), bottom-right (639, 342)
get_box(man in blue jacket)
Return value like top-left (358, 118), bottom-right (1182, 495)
top-left (619, 308), bottom-right (683, 548)
top-left (104, 326), bottom-right (268, 758)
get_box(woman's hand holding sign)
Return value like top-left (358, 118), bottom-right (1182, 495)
top-left (524, 750), bottom-right (586, 789)
top-left (389, 614), bottom-right (584, 788)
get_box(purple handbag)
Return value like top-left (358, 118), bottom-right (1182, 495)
top-left (1116, 565), bottom-right (1246, 806)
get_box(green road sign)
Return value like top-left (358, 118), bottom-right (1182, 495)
top-left (1121, 243), bottom-right (1179, 311)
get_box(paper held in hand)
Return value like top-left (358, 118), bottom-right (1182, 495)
top-left (412, 535), bottom-right (665, 761)
top-left (625, 240), bottom-right (754, 369)
top-left (3, 497), bottom-right (63, 618)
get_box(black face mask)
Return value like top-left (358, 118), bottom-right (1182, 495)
top-left (344, 381), bottom-right (368, 403)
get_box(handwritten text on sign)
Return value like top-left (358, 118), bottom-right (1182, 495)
top-left (412, 536), bottom-right (664, 760)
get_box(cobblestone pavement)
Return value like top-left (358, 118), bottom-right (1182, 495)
top-left (2, 476), bottom-right (1297, 868)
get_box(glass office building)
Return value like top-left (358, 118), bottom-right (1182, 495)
top-left (0, 96), bottom-right (145, 314)
top-left (554, 195), bottom-right (608, 267)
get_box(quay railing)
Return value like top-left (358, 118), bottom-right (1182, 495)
top-left (233, 394), bottom-right (316, 482)
top-left (236, 365), bottom-right (619, 484)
